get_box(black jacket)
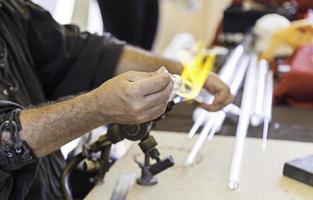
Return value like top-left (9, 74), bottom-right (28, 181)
top-left (0, 0), bottom-right (124, 199)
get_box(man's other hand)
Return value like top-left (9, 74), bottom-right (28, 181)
top-left (200, 73), bottom-right (234, 112)
top-left (94, 67), bottom-right (173, 124)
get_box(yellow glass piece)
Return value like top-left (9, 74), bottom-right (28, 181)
top-left (177, 43), bottom-right (216, 99)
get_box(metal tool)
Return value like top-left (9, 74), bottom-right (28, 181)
top-left (61, 104), bottom-right (175, 200)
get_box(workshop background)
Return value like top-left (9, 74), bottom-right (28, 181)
top-left (31, 0), bottom-right (313, 199)
top-left (32, 0), bottom-right (234, 154)
top-left (32, 0), bottom-right (231, 52)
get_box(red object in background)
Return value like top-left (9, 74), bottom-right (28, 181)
top-left (296, 0), bottom-right (313, 19)
top-left (274, 45), bottom-right (313, 108)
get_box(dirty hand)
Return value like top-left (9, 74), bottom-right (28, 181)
top-left (93, 67), bottom-right (173, 124)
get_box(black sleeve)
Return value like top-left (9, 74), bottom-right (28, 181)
top-left (25, 1), bottom-right (125, 100)
top-left (0, 100), bottom-right (38, 200)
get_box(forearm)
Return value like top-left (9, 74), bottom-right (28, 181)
top-left (19, 91), bottom-right (106, 158)
top-left (115, 45), bottom-right (183, 75)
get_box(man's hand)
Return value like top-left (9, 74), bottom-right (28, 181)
top-left (200, 73), bottom-right (234, 112)
top-left (93, 67), bottom-right (173, 124)
top-left (116, 46), bottom-right (233, 112)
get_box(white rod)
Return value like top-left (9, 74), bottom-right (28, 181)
top-left (53, 0), bottom-right (76, 25)
top-left (209, 55), bottom-right (249, 138)
top-left (230, 56), bottom-right (250, 97)
top-left (188, 96), bottom-right (213, 138)
top-left (262, 71), bottom-right (273, 150)
top-left (185, 115), bottom-right (216, 166)
top-left (251, 59), bottom-right (269, 127)
top-left (228, 54), bottom-right (258, 190)
top-left (207, 111), bottom-right (225, 140)
top-left (188, 110), bottom-right (208, 138)
top-left (219, 45), bottom-right (245, 84)
top-left (188, 45), bottom-right (244, 138)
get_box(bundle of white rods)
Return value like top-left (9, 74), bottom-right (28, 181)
top-left (185, 50), bottom-right (248, 166)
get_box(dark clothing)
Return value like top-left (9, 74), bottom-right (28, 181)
top-left (0, 0), bottom-right (124, 199)
top-left (0, 101), bottom-right (37, 200)
top-left (97, 0), bottom-right (159, 50)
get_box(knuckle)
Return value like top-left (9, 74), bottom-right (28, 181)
top-left (157, 77), bottom-right (169, 88)
top-left (130, 83), bottom-right (142, 97)
top-left (120, 71), bottom-right (132, 79)
top-left (124, 84), bottom-right (135, 98)
top-left (154, 80), bottom-right (163, 89)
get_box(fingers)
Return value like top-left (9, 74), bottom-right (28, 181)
top-left (199, 93), bottom-right (234, 112)
top-left (116, 67), bottom-right (173, 124)
top-left (142, 79), bottom-right (173, 109)
top-left (133, 67), bottom-right (172, 96)
top-left (99, 67), bottom-right (173, 125)
top-left (211, 88), bottom-right (234, 109)
top-left (137, 102), bottom-right (168, 123)
top-left (201, 73), bottom-right (234, 112)
top-left (126, 101), bottom-right (168, 124)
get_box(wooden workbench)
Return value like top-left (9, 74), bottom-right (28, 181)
top-left (85, 131), bottom-right (313, 200)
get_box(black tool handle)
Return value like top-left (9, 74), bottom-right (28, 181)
top-left (149, 156), bottom-right (174, 176)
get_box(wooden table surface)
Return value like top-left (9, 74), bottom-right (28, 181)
top-left (85, 132), bottom-right (313, 200)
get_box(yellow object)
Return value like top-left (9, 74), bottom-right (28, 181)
top-left (177, 43), bottom-right (216, 99)
top-left (261, 18), bottom-right (313, 61)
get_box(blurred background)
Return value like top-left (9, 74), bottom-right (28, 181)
top-left (30, 1), bottom-right (313, 199)
top-left (31, 0), bottom-right (231, 52)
